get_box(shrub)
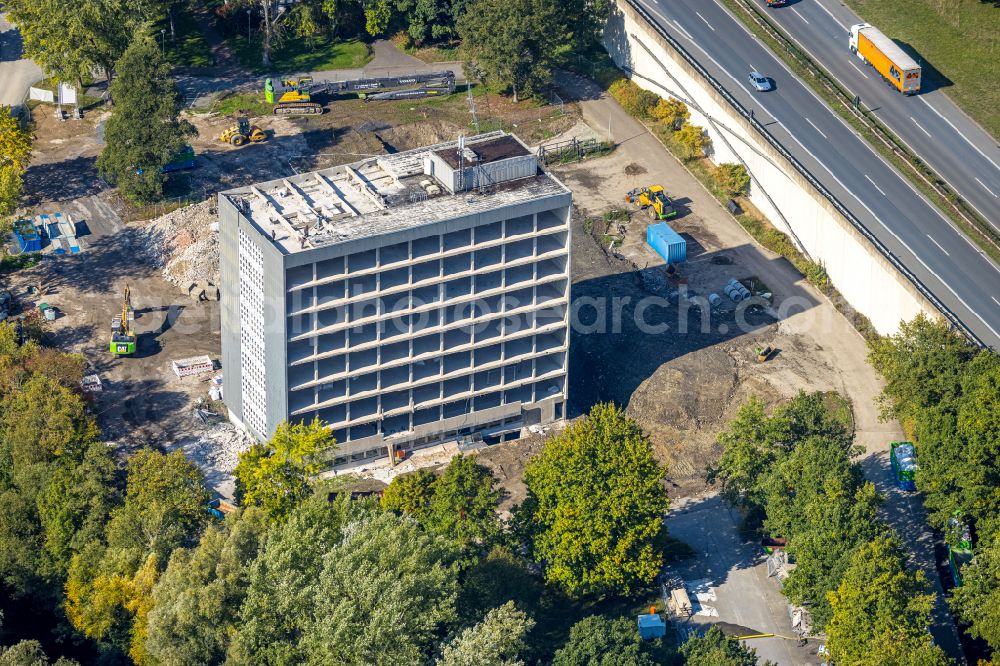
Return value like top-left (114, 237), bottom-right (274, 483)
top-left (608, 79), bottom-right (659, 119)
top-left (713, 163), bottom-right (751, 197)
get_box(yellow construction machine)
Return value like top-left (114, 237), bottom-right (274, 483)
top-left (625, 185), bottom-right (678, 220)
top-left (219, 116), bottom-right (266, 147)
top-left (110, 285), bottom-right (136, 356)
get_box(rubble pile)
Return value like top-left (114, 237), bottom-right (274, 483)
top-left (144, 199), bottom-right (220, 287)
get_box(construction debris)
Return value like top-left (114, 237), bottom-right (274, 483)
top-left (144, 199), bottom-right (220, 288)
top-left (81, 374), bottom-right (103, 392)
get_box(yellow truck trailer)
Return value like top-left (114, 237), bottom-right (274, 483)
top-left (849, 23), bottom-right (921, 95)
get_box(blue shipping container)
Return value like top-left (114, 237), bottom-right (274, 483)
top-left (646, 222), bottom-right (687, 264)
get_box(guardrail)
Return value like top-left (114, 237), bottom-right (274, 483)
top-left (728, 0), bottom-right (1000, 256)
top-left (622, 0), bottom-right (986, 348)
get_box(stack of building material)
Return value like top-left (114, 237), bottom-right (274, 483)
top-left (172, 355), bottom-right (215, 378)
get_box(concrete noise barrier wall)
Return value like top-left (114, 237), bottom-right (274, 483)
top-left (604, 0), bottom-right (961, 340)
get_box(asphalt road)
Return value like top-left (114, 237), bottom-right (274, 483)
top-left (758, 0), bottom-right (1000, 232)
top-left (635, 0), bottom-right (1000, 348)
top-left (0, 13), bottom-right (43, 109)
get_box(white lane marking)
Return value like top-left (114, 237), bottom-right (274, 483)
top-left (672, 19), bottom-right (693, 41)
top-left (865, 174), bottom-right (887, 197)
top-left (654, 0), bottom-right (1000, 324)
top-left (911, 117), bottom-right (932, 137)
top-left (696, 11), bottom-right (715, 31)
top-left (927, 234), bottom-right (951, 256)
top-left (766, 118), bottom-right (1000, 340)
top-left (993, 296), bottom-right (1000, 307)
top-left (815, 1), bottom-right (850, 32)
top-left (791, 7), bottom-right (810, 23)
top-left (975, 177), bottom-right (999, 198)
top-left (919, 97), bottom-right (1000, 173)
top-left (805, 117), bottom-right (828, 139)
top-left (849, 61), bottom-right (869, 79)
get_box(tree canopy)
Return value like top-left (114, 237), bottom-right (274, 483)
top-left (436, 601), bottom-right (533, 666)
top-left (826, 536), bottom-right (950, 665)
top-left (234, 418), bottom-right (336, 521)
top-left (552, 615), bottom-right (655, 666)
top-left (680, 626), bottom-right (768, 666)
top-left (519, 403), bottom-right (669, 597)
top-left (457, 0), bottom-right (566, 102)
top-left (97, 35), bottom-right (195, 204)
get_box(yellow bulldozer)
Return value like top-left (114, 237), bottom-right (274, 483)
top-left (219, 116), bottom-right (266, 147)
top-left (625, 185), bottom-right (678, 220)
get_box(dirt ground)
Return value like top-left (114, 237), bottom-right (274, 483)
top-left (15, 77), bottom-right (885, 509)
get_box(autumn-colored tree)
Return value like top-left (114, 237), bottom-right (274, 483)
top-left (234, 418), bottom-right (336, 521)
top-left (674, 122), bottom-right (709, 159)
top-left (651, 96), bottom-right (689, 129)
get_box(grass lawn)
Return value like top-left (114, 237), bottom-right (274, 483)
top-left (390, 33), bottom-right (462, 63)
top-left (153, 12), bottom-right (213, 69)
top-left (229, 35), bottom-right (371, 74)
top-left (843, 0), bottom-right (1000, 139)
top-left (209, 91), bottom-right (273, 117)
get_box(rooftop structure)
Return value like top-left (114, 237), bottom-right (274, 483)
top-left (218, 132), bottom-right (572, 468)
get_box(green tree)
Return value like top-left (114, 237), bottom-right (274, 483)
top-left (674, 122), bottom-right (709, 159)
top-left (64, 450), bottom-right (209, 659)
top-left (428, 455), bottom-right (501, 548)
top-left (708, 392), bottom-right (851, 512)
top-left (381, 468), bottom-right (437, 522)
top-left (302, 510), bottom-right (461, 664)
top-left (144, 509), bottom-right (269, 665)
top-left (950, 538), bottom-right (1000, 651)
top-left (519, 403), bottom-right (669, 597)
top-left (363, 0), bottom-right (392, 36)
top-left (395, 0), bottom-right (465, 42)
top-left (0, 639), bottom-right (79, 666)
top-left (456, 546), bottom-right (544, 620)
top-left (234, 418), bottom-right (336, 521)
top-left (458, 0), bottom-right (566, 102)
top-left (681, 626), bottom-right (765, 666)
top-left (231, 496), bottom-right (460, 665)
top-left (826, 536), bottom-right (950, 665)
top-left (552, 615), bottom-right (655, 666)
top-left (97, 35), bottom-right (195, 204)
top-left (713, 163), bottom-right (750, 197)
top-left (763, 437), bottom-right (882, 627)
top-left (103, 449), bottom-right (210, 567)
top-left (437, 601), bottom-right (534, 666)
top-left (229, 496), bottom-right (354, 666)
top-left (6, 0), bottom-right (142, 83)
top-left (36, 441), bottom-right (119, 578)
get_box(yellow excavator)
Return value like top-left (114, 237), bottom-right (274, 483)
top-left (110, 285), bottom-right (136, 356)
top-left (625, 185), bottom-right (678, 220)
top-left (219, 115), bottom-right (266, 147)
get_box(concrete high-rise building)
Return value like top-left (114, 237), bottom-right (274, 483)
top-left (218, 132), bottom-right (571, 469)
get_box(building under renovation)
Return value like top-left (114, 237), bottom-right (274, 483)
top-left (218, 132), bottom-right (572, 468)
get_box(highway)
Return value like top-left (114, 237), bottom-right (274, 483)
top-left (633, 0), bottom-right (1000, 349)
top-left (757, 0), bottom-right (1000, 233)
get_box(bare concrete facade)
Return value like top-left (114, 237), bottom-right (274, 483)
top-left (219, 132), bottom-right (572, 468)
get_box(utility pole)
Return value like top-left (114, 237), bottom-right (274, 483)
top-left (467, 83), bottom-right (480, 134)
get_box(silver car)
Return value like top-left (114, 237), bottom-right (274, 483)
top-left (748, 71), bottom-right (772, 92)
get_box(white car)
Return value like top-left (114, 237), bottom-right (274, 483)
top-left (748, 71), bottom-right (772, 92)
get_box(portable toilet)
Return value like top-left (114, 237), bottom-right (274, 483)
top-left (637, 608), bottom-right (666, 640)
